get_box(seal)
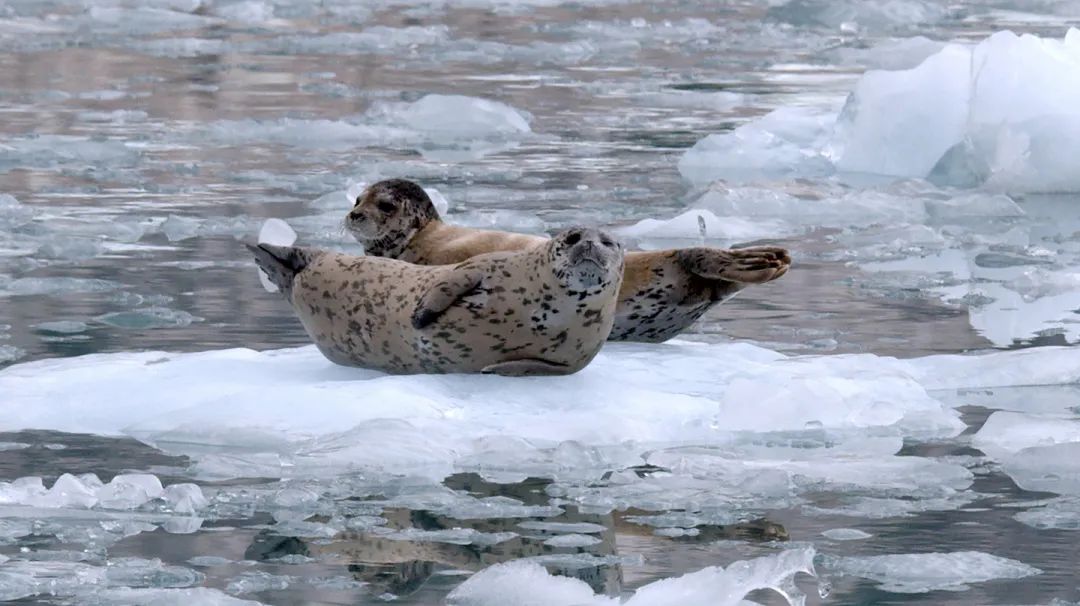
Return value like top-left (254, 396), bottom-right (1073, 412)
top-left (247, 227), bottom-right (624, 376)
top-left (346, 178), bottom-right (791, 343)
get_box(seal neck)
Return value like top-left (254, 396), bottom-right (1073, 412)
top-left (364, 217), bottom-right (443, 259)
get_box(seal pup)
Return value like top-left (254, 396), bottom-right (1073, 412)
top-left (247, 227), bottom-right (624, 376)
top-left (345, 179), bottom-right (790, 343)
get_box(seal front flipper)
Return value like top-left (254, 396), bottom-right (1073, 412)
top-left (411, 268), bottom-right (485, 329)
top-left (481, 359), bottom-right (572, 377)
top-left (245, 242), bottom-right (319, 299)
top-left (677, 246), bottom-right (791, 284)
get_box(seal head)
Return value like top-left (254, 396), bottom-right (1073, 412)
top-left (548, 227), bottom-right (624, 293)
top-left (346, 178), bottom-right (439, 257)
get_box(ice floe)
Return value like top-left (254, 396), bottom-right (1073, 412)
top-left (823, 551), bottom-right (1041, 593)
top-left (0, 339), bottom-right (1077, 521)
top-left (202, 94), bottom-right (533, 161)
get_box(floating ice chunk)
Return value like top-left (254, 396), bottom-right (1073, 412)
top-left (104, 557), bottom-right (203, 589)
top-left (263, 27), bottom-right (449, 56)
top-left (448, 547), bottom-right (816, 606)
top-left (3, 277), bottom-right (122, 297)
top-left (615, 209), bottom-right (794, 245)
top-left (0, 194), bottom-right (34, 229)
top-left (0, 135), bottom-right (140, 173)
top-left (187, 556), bottom-right (233, 567)
top-left (517, 521), bottom-right (606, 534)
top-left (0, 345), bottom-right (24, 364)
top-left (213, 1), bottom-right (275, 23)
top-left (162, 484), bottom-right (207, 515)
top-left (384, 94), bottom-right (530, 139)
top-left (825, 551), bottom-right (1040, 593)
top-left (454, 209), bottom-right (546, 234)
top-left (256, 219), bottom-right (298, 293)
top-left (379, 527), bottom-right (517, 546)
top-left (226, 571), bottom-right (293, 594)
top-left (685, 29), bottom-right (1080, 191)
top-left (202, 119), bottom-right (407, 151)
top-left (1002, 442), bottom-right (1080, 496)
top-left (446, 559), bottom-right (611, 606)
top-left (903, 346), bottom-right (1080, 389)
top-left (822, 528), bottom-right (872, 540)
top-left (1014, 497), bottom-right (1080, 529)
top-left (76, 587), bottom-right (267, 606)
top-left (85, 7), bottom-right (222, 34)
top-left (842, 29), bottom-right (1080, 191)
top-left (370, 94), bottom-right (533, 161)
top-left (804, 493), bottom-right (979, 519)
top-left (94, 308), bottom-right (201, 329)
top-left (96, 474), bottom-right (164, 510)
top-left (136, 37), bottom-right (231, 57)
top-left (425, 187), bottom-right (451, 216)
top-left (678, 106), bottom-right (835, 185)
top-left (828, 36), bottom-right (947, 70)
top-left (543, 533), bottom-right (602, 548)
top-left (971, 411), bottom-right (1080, 460)
top-left (35, 320), bottom-right (89, 334)
top-left (76, 110), bottom-right (149, 124)
top-left (36, 473), bottom-right (99, 509)
top-left (0, 561), bottom-right (108, 601)
top-left (767, 0), bottom-right (950, 31)
top-left (830, 44), bottom-right (973, 178)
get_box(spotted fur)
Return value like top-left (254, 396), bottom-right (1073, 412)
top-left (250, 228), bottom-right (624, 375)
top-left (346, 179), bottom-right (792, 343)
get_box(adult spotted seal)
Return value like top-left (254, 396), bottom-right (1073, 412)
top-left (247, 227), bottom-right (624, 376)
top-left (346, 179), bottom-right (790, 343)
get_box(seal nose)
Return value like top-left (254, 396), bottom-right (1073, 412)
top-left (348, 209), bottom-right (364, 222)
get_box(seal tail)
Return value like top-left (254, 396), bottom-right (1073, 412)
top-left (246, 242), bottom-right (314, 296)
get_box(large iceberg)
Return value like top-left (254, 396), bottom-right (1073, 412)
top-left (680, 29), bottom-right (1080, 192)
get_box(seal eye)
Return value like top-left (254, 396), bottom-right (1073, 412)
top-left (565, 232), bottom-right (581, 246)
top-left (600, 237), bottom-right (615, 248)
top-left (377, 201), bottom-right (397, 213)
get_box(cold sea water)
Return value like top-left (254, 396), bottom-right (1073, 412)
top-left (2, 0), bottom-right (1080, 604)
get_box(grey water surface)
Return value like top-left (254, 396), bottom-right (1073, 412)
top-left (1, 0), bottom-right (1079, 604)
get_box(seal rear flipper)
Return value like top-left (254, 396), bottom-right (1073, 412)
top-left (246, 242), bottom-right (318, 297)
top-left (678, 246), bottom-right (791, 284)
top-left (411, 268), bottom-right (485, 329)
top-left (481, 359), bottom-right (572, 376)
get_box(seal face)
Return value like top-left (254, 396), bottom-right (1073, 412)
top-left (346, 178), bottom-right (439, 259)
top-left (345, 179), bottom-right (791, 343)
top-left (248, 227), bottom-right (624, 376)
